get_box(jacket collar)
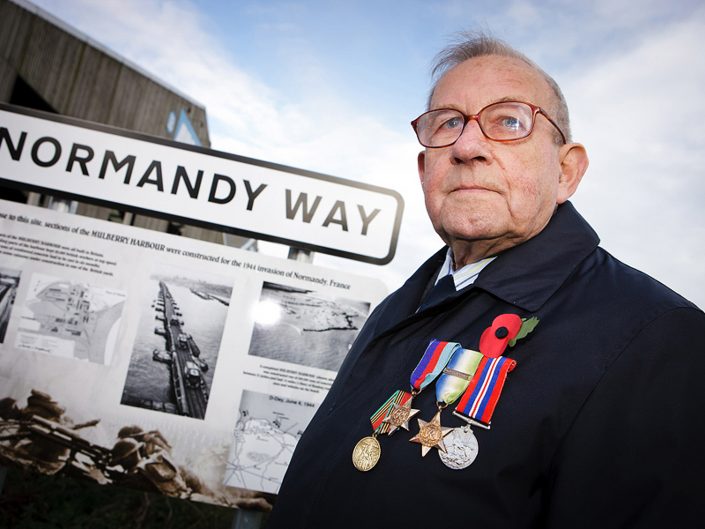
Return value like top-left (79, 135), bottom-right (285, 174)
top-left (474, 201), bottom-right (599, 311)
top-left (372, 202), bottom-right (599, 336)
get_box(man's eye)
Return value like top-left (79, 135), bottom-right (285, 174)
top-left (500, 116), bottom-right (522, 130)
top-left (442, 116), bottom-right (464, 130)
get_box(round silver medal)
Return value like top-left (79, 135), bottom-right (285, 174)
top-left (438, 425), bottom-right (479, 470)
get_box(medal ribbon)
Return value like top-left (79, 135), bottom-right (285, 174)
top-left (369, 389), bottom-right (412, 434)
top-left (410, 340), bottom-right (460, 392)
top-left (454, 356), bottom-right (516, 428)
top-left (369, 340), bottom-right (457, 433)
top-left (435, 348), bottom-right (484, 406)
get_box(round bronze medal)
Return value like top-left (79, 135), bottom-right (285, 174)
top-left (352, 435), bottom-right (381, 472)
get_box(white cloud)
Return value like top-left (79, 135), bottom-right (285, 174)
top-left (566, 10), bottom-right (705, 308)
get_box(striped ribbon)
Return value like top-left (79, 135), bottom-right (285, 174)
top-left (410, 340), bottom-right (460, 392)
top-left (454, 356), bottom-right (516, 428)
top-left (368, 340), bottom-right (456, 435)
top-left (435, 348), bottom-right (484, 406)
top-left (370, 389), bottom-right (412, 434)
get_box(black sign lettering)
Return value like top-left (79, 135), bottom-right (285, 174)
top-left (136, 160), bottom-right (164, 191)
top-left (66, 143), bottom-right (95, 176)
top-left (285, 190), bottom-right (321, 223)
top-left (31, 136), bottom-right (61, 167)
top-left (244, 180), bottom-right (267, 211)
top-left (208, 173), bottom-right (236, 204)
top-left (171, 166), bottom-right (203, 198)
top-left (358, 205), bottom-right (380, 236)
top-left (99, 150), bottom-right (136, 183)
top-left (322, 200), bottom-right (348, 231)
top-left (0, 127), bottom-right (27, 160)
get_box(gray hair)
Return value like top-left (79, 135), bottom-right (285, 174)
top-left (428, 32), bottom-right (571, 143)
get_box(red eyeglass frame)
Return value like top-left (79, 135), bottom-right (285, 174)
top-left (411, 100), bottom-right (567, 147)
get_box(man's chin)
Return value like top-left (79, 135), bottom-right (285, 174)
top-left (439, 211), bottom-right (505, 241)
top-left (439, 226), bottom-right (506, 249)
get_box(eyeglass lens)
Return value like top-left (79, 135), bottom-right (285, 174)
top-left (416, 102), bottom-right (535, 147)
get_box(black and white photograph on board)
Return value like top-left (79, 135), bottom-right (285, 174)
top-left (0, 265), bottom-right (21, 343)
top-left (15, 272), bottom-right (126, 364)
top-left (248, 281), bottom-right (371, 371)
top-left (120, 264), bottom-right (233, 420)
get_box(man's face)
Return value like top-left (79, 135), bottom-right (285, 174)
top-left (418, 55), bottom-right (579, 262)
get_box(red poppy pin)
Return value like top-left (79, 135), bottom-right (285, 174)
top-left (479, 314), bottom-right (540, 358)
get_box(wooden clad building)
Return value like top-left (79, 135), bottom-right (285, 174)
top-left (0, 0), bottom-right (235, 245)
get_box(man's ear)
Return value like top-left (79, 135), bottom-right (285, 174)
top-left (557, 143), bottom-right (589, 203)
top-left (417, 151), bottom-right (426, 185)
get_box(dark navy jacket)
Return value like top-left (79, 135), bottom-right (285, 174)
top-left (267, 202), bottom-right (705, 529)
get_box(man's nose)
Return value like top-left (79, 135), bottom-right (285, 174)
top-left (450, 118), bottom-right (490, 163)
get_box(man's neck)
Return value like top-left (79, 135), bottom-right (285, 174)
top-left (449, 239), bottom-right (511, 269)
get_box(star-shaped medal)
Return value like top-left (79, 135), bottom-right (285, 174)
top-left (409, 411), bottom-right (453, 456)
top-left (382, 399), bottom-right (420, 435)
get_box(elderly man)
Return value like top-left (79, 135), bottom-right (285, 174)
top-left (266, 34), bottom-right (704, 528)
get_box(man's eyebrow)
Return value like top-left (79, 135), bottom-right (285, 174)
top-left (430, 96), bottom-right (528, 113)
top-left (494, 96), bottom-right (524, 103)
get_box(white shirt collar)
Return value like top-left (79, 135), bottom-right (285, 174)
top-left (435, 248), bottom-right (496, 291)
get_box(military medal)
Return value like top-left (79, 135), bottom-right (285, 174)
top-left (432, 345), bottom-right (482, 467)
top-left (411, 345), bottom-right (483, 460)
top-left (453, 355), bottom-right (517, 429)
top-left (352, 435), bottom-right (381, 472)
top-left (410, 411), bottom-right (452, 456)
top-left (371, 389), bottom-right (415, 436)
top-left (351, 340), bottom-right (459, 471)
top-left (438, 424), bottom-right (478, 469)
top-left (439, 355), bottom-right (516, 470)
top-left (382, 396), bottom-right (419, 434)
top-left (351, 389), bottom-right (409, 471)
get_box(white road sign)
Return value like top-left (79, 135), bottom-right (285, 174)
top-left (0, 104), bottom-right (404, 264)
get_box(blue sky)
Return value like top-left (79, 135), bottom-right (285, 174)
top-left (27, 0), bottom-right (705, 308)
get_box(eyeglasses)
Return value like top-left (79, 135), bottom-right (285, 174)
top-left (411, 100), bottom-right (566, 147)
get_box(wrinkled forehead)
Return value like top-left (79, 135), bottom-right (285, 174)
top-left (430, 55), bottom-right (557, 113)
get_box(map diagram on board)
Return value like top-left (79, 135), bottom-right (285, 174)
top-left (224, 389), bottom-right (317, 494)
top-left (16, 273), bottom-right (126, 365)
